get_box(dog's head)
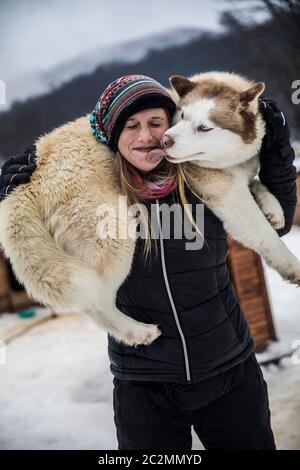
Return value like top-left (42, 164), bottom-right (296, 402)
top-left (162, 71), bottom-right (266, 169)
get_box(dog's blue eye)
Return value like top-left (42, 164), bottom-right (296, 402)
top-left (197, 124), bottom-right (212, 132)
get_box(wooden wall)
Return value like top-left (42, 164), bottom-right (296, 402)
top-left (227, 236), bottom-right (277, 352)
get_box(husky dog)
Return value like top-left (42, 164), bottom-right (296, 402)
top-left (158, 71), bottom-right (300, 285)
top-left (0, 71), bottom-right (299, 348)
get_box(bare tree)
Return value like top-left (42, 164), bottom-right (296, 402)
top-left (221, 0), bottom-right (300, 136)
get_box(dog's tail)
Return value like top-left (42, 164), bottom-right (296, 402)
top-left (0, 186), bottom-right (106, 317)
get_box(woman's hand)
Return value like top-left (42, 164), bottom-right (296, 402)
top-left (259, 96), bottom-right (290, 150)
top-left (0, 145), bottom-right (37, 201)
top-left (258, 97), bottom-right (297, 237)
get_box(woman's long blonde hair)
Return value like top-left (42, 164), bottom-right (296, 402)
top-left (114, 151), bottom-right (204, 262)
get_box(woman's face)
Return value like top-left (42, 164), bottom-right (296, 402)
top-left (118, 108), bottom-right (170, 172)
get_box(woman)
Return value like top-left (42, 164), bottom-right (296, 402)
top-left (0, 75), bottom-right (297, 450)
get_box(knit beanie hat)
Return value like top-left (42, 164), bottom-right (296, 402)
top-left (89, 75), bottom-right (176, 152)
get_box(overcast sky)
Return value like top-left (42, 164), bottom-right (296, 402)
top-left (0, 0), bottom-right (267, 109)
top-left (0, 0), bottom-right (230, 78)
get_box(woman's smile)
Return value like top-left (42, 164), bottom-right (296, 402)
top-left (132, 146), bottom-right (160, 154)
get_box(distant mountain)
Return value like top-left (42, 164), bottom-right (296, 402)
top-left (46, 28), bottom-right (206, 91)
top-left (4, 27), bottom-right (205, 111)
top-left (0, 19), bottom-right (299, 158)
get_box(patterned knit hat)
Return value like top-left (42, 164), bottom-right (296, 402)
top-left (89, 75), bottom-right (176, 152)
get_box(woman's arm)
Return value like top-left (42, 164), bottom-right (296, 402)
top-left (258, 97), bottom-right (298, 237)
top-left (0, 145), bottom-right (37, 201)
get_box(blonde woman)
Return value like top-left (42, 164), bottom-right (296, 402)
top-left (0, 75), bottom-right (297, 450)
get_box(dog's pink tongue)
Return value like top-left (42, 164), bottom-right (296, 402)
top-left (146, 148), bottom-right (168, 163)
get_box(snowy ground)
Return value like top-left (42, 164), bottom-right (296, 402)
top-left (0, 227), bottom-right (300, 450)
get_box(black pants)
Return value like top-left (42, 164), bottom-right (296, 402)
top-left (112, 353), bottom-right (276, 450)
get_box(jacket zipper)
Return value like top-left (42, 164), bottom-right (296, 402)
top-left (155, 199), bottom-right (192, 384)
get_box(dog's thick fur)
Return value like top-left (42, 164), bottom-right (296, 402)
top-left (0, 71), bottom-right (299, 347)
top-left (163, 71), bottom-right (300, 285)
top-left (0, 118), bottom-right (160, 346)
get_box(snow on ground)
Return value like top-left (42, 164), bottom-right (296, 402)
top-left (257, 225), bottom-right (300, 450)
top-left (0, 227), bottom-right (300, 450)
top-left (257, 225), bottom-right (300, 362)
top-left (0, 312), bottom-right (115, 450)
top-left (262, 357), bottom-right (300, 450)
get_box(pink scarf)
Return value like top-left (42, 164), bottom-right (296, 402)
top-left (128, 165), bottom-right (178, 200)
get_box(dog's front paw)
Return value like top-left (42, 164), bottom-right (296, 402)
top-left (255, 191), bottom-right (285, 230)
top-left (265, 211), bottom-right (285, 230)
top-left (121, 323), bottom-right (162, 347)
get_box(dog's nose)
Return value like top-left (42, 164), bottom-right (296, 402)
top-left (161, 135), bottom-right (174, 149)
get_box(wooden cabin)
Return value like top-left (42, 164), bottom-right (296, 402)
top-left (293, 149), bottom-right (300, 225)
top-left (227, 236), bottom-right (277, 352)
top-left (293, 170), bottom-right (300, 226)
top-left (0, 250), bottom-right (40, 313)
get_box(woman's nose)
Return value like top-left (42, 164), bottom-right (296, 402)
top-left (138, 127), bottom-right (154, 141)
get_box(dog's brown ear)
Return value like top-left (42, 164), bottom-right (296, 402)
top-left (169, 75), bottom-right (196, 98)
top-left (240, 82), bottom-right (265, 104)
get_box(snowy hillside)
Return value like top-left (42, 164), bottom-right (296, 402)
top-left (2, 28), bottom-right (204, 111)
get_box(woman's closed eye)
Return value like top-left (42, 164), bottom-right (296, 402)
top-left (127, 123), bottom-right (164, 129)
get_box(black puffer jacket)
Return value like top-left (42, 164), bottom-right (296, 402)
top-left (108, 142), bottom-right (297, 385)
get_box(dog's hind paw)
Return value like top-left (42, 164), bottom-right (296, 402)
top-left (121, 323), bottom-right (162, 347)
